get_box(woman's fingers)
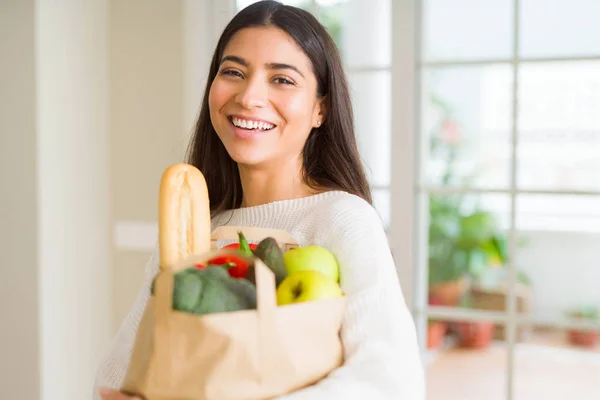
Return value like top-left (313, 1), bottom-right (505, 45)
top-left (99, 388), bottom-right (141, 400)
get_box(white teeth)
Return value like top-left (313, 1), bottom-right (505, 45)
top-left (232, 117), bottom-right (274, 130)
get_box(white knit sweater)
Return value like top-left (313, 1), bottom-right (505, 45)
top-left (93, 191), bottom-right (425, 399)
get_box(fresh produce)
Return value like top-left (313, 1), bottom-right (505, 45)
top-left (283, 245), bottom-right (340, 283)
top-left (236, 231), bottom-right (254, 257)
top-left (252, 237), bottom-right (287, 286)
top-left (203, 253), bottom-right (251, 279)
top-left (223, 242), bottom-right (257, 251)
top-left (152, 266), bottom-right (257, 315)
top-left (276, 270), bottom-right (343, 306)
top-left (198, 232), bottom-right (255, 278)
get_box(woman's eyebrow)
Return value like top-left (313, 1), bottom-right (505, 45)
top-left (220, 55), bottom-right (304, 78)
top-left (266, 62), bottom-right (304, 78)
top-left (221, 55), bottom-right (247, 66)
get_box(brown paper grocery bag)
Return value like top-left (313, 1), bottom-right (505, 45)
top-left (121, 227), bottom-right (346, 400)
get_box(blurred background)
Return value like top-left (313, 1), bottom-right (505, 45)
top-left (1, 0), bottom-right (599, 399)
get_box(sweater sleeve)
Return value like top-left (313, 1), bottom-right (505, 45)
top-left (92, 244), bottom-right (159, 400)
top-left (276, 196), bottom-right (425, 400)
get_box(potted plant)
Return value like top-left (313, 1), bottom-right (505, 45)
top-left (427, 102), bottom-right (509, 305)
top-left (427, 319), bottom-right (448, 349)
top-left (565, 305), bottom-right (599, 348)
top-left (428, 193), bottom-right (508, 305)
top-left (454, 291), bottom-right (496, 349)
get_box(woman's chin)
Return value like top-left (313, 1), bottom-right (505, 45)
top-left (227, 148), bottom-right (269, 167)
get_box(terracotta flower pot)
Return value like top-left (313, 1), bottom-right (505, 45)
top-left (429, 278), bottom-right (469, 307)
top-left (456, 321), bottom-right (495, 349)
top-left (567, 329), bottom-right (598, 348)
top-left (427, 321), bottom-right (447, 349)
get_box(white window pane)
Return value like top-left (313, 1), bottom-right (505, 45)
top-left (517, 61), bottom-right (600, 192)
top-left (318, 0), bottom-right (391, 68)
top-left (421, 65), bottom-right (514, 189)
top-left (348, 70), bottom-right (391, 187)
top-left (516, 195), bottom-right (600, 233)
top-left (520, 0), bottom-right (600, 58)
top-left (422, 0), bottom-right (513, 62)
top-left (372, 188), bottom-right (390, 229)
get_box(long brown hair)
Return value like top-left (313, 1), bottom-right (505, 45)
top-left (186, 0), bottom-right (372, 215)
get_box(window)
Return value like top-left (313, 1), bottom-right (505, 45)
top-left (422, 0), bottom-right (600, 233)
top-left (418, 1), bottom-right (600, 398)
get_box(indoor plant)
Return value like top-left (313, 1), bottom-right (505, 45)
top-left (565, 305), bottom-right (599, 348)
top-left (427, 97), bottom-right (509, 305)
top-left (454, 291), bottom-right (496, 349)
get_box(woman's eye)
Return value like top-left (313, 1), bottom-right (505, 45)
top-left (219, 69), bottom-right (243, 78)
top-left (273, 77), bottom-right (295, 85)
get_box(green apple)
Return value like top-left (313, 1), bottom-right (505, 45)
top-left (283, 245), bottom-right (340, 282)
top-left (276, 270), bottom-right (343, 306)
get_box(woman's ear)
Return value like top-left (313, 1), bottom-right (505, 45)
top-left (312, 96), bottom-right (328, 128)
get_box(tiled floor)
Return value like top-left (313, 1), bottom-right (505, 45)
top-left (425, 329), bottom-right (600, 400)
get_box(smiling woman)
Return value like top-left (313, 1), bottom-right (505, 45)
top-left (208, 26), bottom-right (322, 168)
top-left (187, 0), bottom-right (373, 215)
top-left (94, 2), bottom-right (424, 399)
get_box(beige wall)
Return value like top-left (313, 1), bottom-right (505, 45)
top-left (109, 0), bottom-right (188, 328)
top-left (0, 1), bottom-right (40, 399)
top-left (108, 0), bottom-right (235, 332)
top-left (0, 1), bottom-right (236, 397)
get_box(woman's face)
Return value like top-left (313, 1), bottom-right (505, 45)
top-left (208, 26), bottom-right (325, 167)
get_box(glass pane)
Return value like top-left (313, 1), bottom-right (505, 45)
top-left (372, 188), bottom-right (390, 229)
top-left (318, 0), bottom-right (391, 68)
top-left (422, 65), bottom-right (513, 189)
top-left (348, 70), bottom-right (391, 187)
top-left (426, 191), bottom-right (511, 399)
top-left (520, 0), bottom-right (600, 58)
top-left (427, 193), bottom-right (510, 307)
top-left (422, 0), bottom-right (513, 62)
top-left (516, 194), bottom-right (600, 233)
top-left (426, 320), bottom-right (508, 400)
top-left (517, 61), bottom-right (600, 192)
top-left (513, 223), bottom-right (600, 399)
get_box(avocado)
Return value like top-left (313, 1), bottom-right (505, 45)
top-left (151, 266), bottom-right (257, 315)
top-left (252, 237), bottom-right (287, 286)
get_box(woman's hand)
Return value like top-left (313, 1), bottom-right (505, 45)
top-left (99, 388), bottom-right (142, 400)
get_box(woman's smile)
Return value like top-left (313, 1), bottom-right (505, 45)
top-left (228, 115), bottom-right (277, 140)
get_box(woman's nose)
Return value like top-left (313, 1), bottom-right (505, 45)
top-left (235, 78), bottom-right (268, 109)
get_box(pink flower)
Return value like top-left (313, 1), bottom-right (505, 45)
top-left (440, 118), bottom-right (462, 145)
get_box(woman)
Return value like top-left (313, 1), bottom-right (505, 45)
top-left (97, 1), bottom-right (424, 399)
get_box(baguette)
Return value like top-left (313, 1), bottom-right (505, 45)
top-left (158, 163), bottom-right (211, 270)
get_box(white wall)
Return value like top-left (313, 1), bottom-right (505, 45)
top-left (1, 1), bottom-right (112, 399)
top-left (36, 2), bottom-right (112, 399)
top-left (517, 230), bottom-right (600, 316)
